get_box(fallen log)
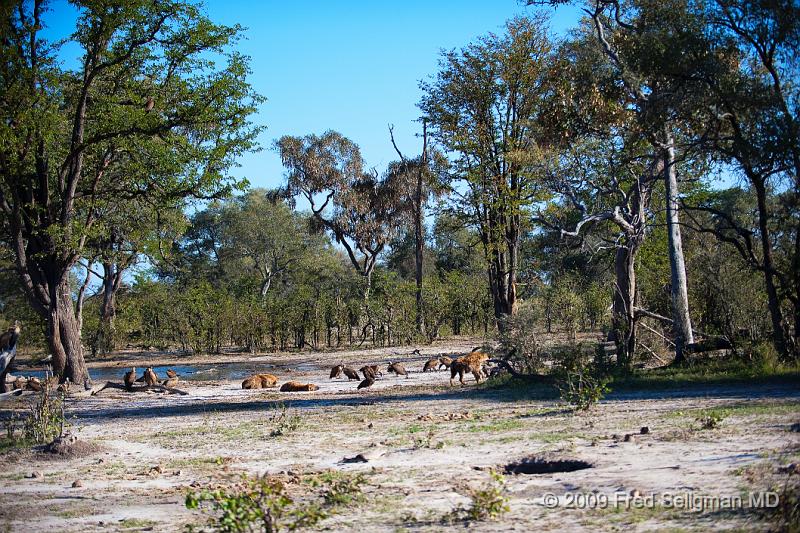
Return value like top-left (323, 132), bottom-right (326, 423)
top-left (486, 358), bottom-right (522, 378)
top-left (0, 388), bottom-right (29, 400)
top-left (684, 338), bottom-right (733, 355)
top-left (91, 381), bottom-right (189, 396)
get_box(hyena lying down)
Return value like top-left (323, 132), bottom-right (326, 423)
top-left (242, 373), bottom-right (278, 389)
top-left (450, 350), bottom-right (490, 385)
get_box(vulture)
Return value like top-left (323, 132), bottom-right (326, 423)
top-left (0, 322), bottom-right (21, 393)
top-left (387, 362), bottom-right (408, 378)
top-left (166, 369), bottom-right (178, 379)
top-left (342, 367), bottom-right (360, 380)
top-left (162, 376), bottom-right (179, 389)
top-left (124, 367), bottom-right (137, 391)
top-left (357, 376), bottom-right (375, 390)
top-left (143, 367), bottom-right (159, 386)
top-left (360, 365), bottom-right (380, 380)
top-left (423, 358), bottom-right (439, 372)
top-left (330, 364), bottom-right (344, 379)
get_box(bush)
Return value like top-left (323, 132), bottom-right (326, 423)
top-left (268, 403), bottom-right (301, 437)
top-left (499, 302), bottom-right (544, 374)
top-left (24, 379), bottom-right (67, 444)
top-left (186, 476), bottom-right (326, 533)
top-left (307, 471), bottom-right (367, 507)
top-left (695, 410), bottom-right (725, 430)
top-left (458, 470), bottom-right (510, 521)
top-left (551, 344), bottom-right (610, 412)
top-left (187, 471), bottom-right (368, 532)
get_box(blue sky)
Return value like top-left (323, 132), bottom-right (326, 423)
top-left (45, 0), bottom-right (582, 191)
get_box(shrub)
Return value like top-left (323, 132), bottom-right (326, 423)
top-left (499, 302), bottom-right (544, 374)
top-left (551, 344), bottom-right (610, 412)
top-left (268, 403), bottom-right (301, 437)
top-left (695, 410), bottom-right (725, 430)
top-left (186, 476), bottom-right (326, 533)
top-left (461, 470), bottom-right (510, 521)
top-left (187, 471), bottom-right (369, 532)
top-left (24, 378), bottom-right (67, 444)
top-left (308, 471), bottom-right (366, 507)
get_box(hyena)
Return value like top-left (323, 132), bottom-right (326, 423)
top-left (449, 351), bottom-right (489, 385)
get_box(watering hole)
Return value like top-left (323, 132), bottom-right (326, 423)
top-left (21, 361), bottom-right (313, 383)
top-left (504, 456), bottom-right (593, 475)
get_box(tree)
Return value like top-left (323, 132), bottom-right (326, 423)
top-left (387, 121), bottom-right (446, 337)
top-left (580, 0), bottom-right (702, 363)
top-left (541, 136), bottom-right (660, 368)
top-left (419, 16), bottom-right (555, 331)
top-left (0, 0), bottom-right (262, 386)
top-left (83, 195), bottom-right (185, 355)
top-left (217, 190), bottom-right (319, 300)
top-left (682, 0), bottom-right (800, 358)
top-left (276, 131), bottom-right (403, 300)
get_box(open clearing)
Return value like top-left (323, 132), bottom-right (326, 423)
top-left (1, 339), bottom-right (798, 532)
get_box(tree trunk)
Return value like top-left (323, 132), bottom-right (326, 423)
top-left (612, 240), bottom-right (639, 369)
top-left (752, 179), bottom-right (789, 357)
top-left (95, 261), bottom-right (122, 356)
top-left (488, 249), bottom-right (517, 333)
top-left (260, 272), bottom-right (273, 299)
top-left (414, 190), bottom-right (426, 337)
top-left (49, 281), bottom-right (90, 388)
top-left (663, 133), bottom-right (694, 363)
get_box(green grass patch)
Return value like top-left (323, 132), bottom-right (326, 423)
top-left (466, 418), bottom-right (525, 433)
top-left (612, 359), bottom-right (800, 391)
top-left (0, 436), bottom-right (33, 454)
top-left (118, 518), bottom-right (158, 529)
top-left (666, 401), bottom-right (800, 420)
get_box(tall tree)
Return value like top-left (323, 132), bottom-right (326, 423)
top-left (387, 122), bottom-right (446, 337)
top-left (0, 0), bottom-right (262, 386)
top-left (684, 0), bottom-right (800, 358)
top-left (217, 189), bottom-right (319, 300)
top-left (419, 16), bottom-right (554, 331)
top-left (276, 131), bottom-right (403, 300)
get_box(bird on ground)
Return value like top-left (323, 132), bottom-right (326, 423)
top-left (342, 367), bottom-right (360, 380)
top-left (357, 376), bottom-right (375, 390)
top-left (387, 362), bottom-right (408, 378)
top-left (166, 369), bottom-right (178, 379)
top-left (330, 364), bottom-right (344, 379)
top-left (124, 367), bottom-right (136, 391)
top-left (143, 367), bottom-right (159, 386)
top-left (0, 321), bottom-right (21, 393)
top-left (360, 365), bottom-right (380, 379)
top-left (423, 358), bottom-right (439, 372)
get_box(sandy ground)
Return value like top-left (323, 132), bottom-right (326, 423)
top-left (1, 339), bottom-right (798, 532)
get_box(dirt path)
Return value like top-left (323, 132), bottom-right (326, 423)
top-left (1, 342), bottom-right (798, 532)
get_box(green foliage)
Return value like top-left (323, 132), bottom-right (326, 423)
top-left (453, 470), bottom-right (510, 522)
top-left (499, 301), bottom-right (544, 373)
top-left (695, 410), bottom-right (725, 430)
top-left (23, 381), bottom-right (67, 444)
top-left (552, 345), bottom-right (611, 412)
top-left (307, 471), bottom-right (367, 507)
top-left (412, 428), bottom-right (445, 450)
top-left (186, 471), bottom-right (368, 532)
top-left (612, 357), bottom-right (800, 391)
top-left (267, 404), bottom-right (301, 438)
top-left (186, 476), bottom-right (321, 533)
